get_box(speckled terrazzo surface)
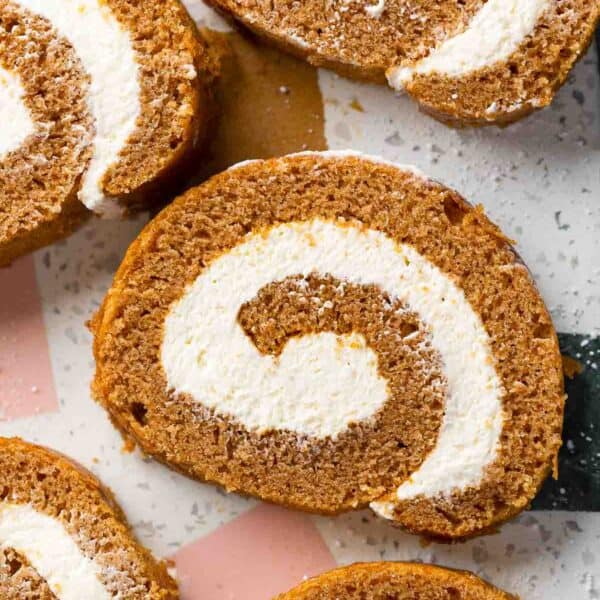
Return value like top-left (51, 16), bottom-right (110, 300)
top-left (0, 2), bottom-right (599, 599)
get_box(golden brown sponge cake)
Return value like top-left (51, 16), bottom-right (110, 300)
top-left (0, 1), bottom-right (91, 267)
top-left (91, 151), bottom-right (564, 540)
top-left (206, 0), bottom-right (600, 125)
top-left (275, 562), bottom-right (515, 600)
top-left (0, 0), bottom-right (212, 265)
top-left (0, 437), bottom-right (178, 599)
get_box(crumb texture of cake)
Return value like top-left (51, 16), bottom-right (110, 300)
top-left (205, 0), bottom-right (600, 124)
top-left (0, 0), bottom-right (214, 265)
top-left (0, 0), bottom-right (91, 267)
top-left (16, 0), bottom-right (211, 215)
top-left (0, 437), bottom-right (179, 599)
top-left (275, 562), bottom-right (516, 599)
top-left (92, 151), bottom-right (564, 540)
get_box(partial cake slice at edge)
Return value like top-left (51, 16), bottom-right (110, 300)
top-left (0, 437), bottom-right (179, 599)
top-left (275, 562), bottom-right (517, 599)
top-left (202, 0), bottom-right (600, 126)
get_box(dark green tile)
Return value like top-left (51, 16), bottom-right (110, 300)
top-left (532, 333), bottom-right (599, 511)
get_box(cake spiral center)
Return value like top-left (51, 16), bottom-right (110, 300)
top-left (162, 218), bottom-right (504, 498)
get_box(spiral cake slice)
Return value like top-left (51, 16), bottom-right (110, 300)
top-left (275, 562), bottom-right (515, 599)
top-left (390, 0), bottom-right (600, 125)
top-left (206, 0), bottom-right (599, 125)
top-left (92, 151), bottom-right (564, 540)
top-left (0, 437), bottom-right (178, 599)
top-left (0, 1), bottom-right (91, 266)
top-left (0, 0), bottom-right (211, 249)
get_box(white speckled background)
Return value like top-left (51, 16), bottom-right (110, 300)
top-left (0, 2), bottom-right (598, 598)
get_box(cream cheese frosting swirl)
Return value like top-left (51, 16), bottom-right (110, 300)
top-left (162, 217), bottom-right (504, 499)
top-left (18, 0), bottom-right (141, 217)
top-left (0, 66), bottom-right (34, 160)
top-left (0, 438), bottom-right (178, 598)
top-left (389, 0), bottom-right (550, 88)
top-left (0, 503), bottom-right (111, 600)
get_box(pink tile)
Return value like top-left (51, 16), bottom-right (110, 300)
top-left (0, 256), bottom-right (58, 420)
top-left (173, 503), bottom-right (337, 600)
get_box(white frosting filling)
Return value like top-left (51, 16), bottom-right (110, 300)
top-left (286, 30), bottom-right (311, 50)
top-left (365, 0), bottom-right (386, 18)
top-left (183, 0), bottom-right (233, 32)
top-left (388, 0), bottom-right (548, 88)
top-left (162, 218), bottom-right (504, 498)
top-left (0, 66), bottom-right (35, 160)
top-left (163, 231), bottom-right (389, 439)
top-left (0, 502), bottom-right (110, 600)
top-left (19, 0), bottom-right (141, 217)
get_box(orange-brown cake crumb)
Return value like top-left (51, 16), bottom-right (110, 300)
top-left (275, 562), bottom-right (516, 599)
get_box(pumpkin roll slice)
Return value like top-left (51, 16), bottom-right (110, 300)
top-left (389, 0), bottom-right (600, 125)
top-left (206, 0), bottom-right (599, 125)
top-left (275, 562), bottom-right (515, 599)
top-left (14, 0), bottom-right (212, 217)
top-left (91, 151), bottom-right (564, 540)
top-left (0, 1), bottom-right (92, 267)
top-left (0, 437), bottom-right (178, 599)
